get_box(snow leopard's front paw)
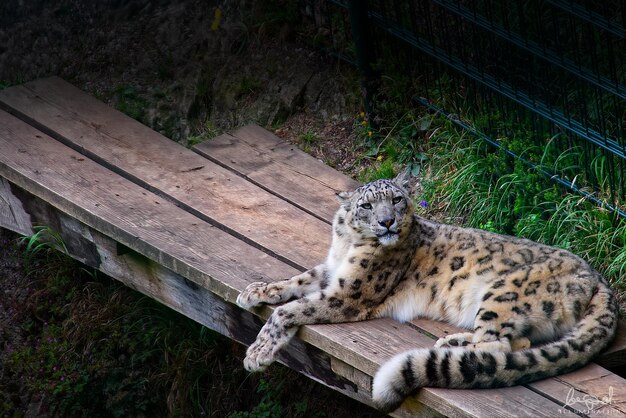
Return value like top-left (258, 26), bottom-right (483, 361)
top-left (237, 282), bottom-right (273, 309)
top-left (243, 332), bottom-right (276, 372)
top-left (237, 281), bottom-right (289, 309)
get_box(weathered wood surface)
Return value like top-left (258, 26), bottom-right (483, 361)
top-left (0, 177), bottom-right (32, 236)
top-left (0, 76), bottom-right (329, 271)
top-left (192, 120), bottom-right (626, 415)
top-left (532, 363), bottom-right (626, 416)
top-left (0, 78), bottom-right (625, 417)
top-left (194, 124), bottom-right (360, 221)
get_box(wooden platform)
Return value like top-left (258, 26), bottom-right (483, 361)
top-left (0, 77), bottom-right (625, 417)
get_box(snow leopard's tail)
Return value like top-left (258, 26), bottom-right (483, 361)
top-left (372, 279), bottom-right (618, 413)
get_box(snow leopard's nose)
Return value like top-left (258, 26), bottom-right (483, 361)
top-left (379, 217), bottom-right (395, 229)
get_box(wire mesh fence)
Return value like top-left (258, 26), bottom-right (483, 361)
top-left (302, 0), bottom-right (626, 216)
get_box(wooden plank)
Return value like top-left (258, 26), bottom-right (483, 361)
top-left (2, 78), bottom-right (438, 376)
top-left (3, 77), bottom-right (616, 414)
top-left (0, 77), bottom-right (330, 271)
top-left (0, 110), bottom-right (379, 398)
top-left (0, 111), bottom-right (575, 417)
top-left (532, 363), bottom-right (626, 416)
top-left (193, 125), bottom-right (360, 221)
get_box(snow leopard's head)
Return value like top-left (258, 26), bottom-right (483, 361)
top-left (337, 170), bottom-right (413, 246)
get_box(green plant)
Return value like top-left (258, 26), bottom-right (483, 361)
top-left (113, 84), bottom-right (147, 122)
top-left (0, 76), bottom-right (27, 90)
top-left (17, 225), bottom-right (90, 283)
top-left (19, 225), bottom-right (68, 257)
top-left (229, 376), bottom-right (328, 418)
top-left (229, 379), bottom-right (283, 418)
top-left (354, 108), bottom-right (430, 183)
top-left (358, 157), bottom-right (396, 182)
top-left (299, 130), bottom-right (318, 144)
top-left (187, 120), bottom-right (222, 148)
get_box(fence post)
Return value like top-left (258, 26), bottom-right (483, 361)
top-left (347, 0), bottom-right (378, 126)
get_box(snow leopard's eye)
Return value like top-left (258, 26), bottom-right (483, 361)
top-left (360, 202), bottom-right (372, 210)
top-left (392, 196), bottom-right (403, 204)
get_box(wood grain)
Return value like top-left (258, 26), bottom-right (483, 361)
top-left (194, 125), bottom-right (359, 221)
top-left (0, 177), bottom-right (32, 236)
top-left (0, 109), bottom-right (296, 302)
top-left (193, 119), bottom-right (626, 369)
top-left (0, 77), bottom-right (330, 271)
top-left (532, 363), bottom-right (626, 416)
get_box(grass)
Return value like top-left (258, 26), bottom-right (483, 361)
top-left (299, 130), bottom-right (318, 144)
top-left (113, 84), bottom-right (147, 122)
top-left (297, 130), bottom-right (320, 154)
top-left (1, 228), bottom-right (382, 417)
top-left (354, 110), bottom-right (429, 183)
top-left (186, 120), bottom-right (222, 148)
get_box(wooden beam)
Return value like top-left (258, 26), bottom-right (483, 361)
top-left (0, 180), bottom-right (580, 418)
top-left (0, 177), bottom-right (32, 236)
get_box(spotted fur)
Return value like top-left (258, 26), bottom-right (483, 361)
top-left (237, 171), bottom-right (618, 412)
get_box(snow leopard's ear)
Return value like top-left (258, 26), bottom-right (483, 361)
top-left (336, 191), bottom-right (354, 209)
top-left (392, 168), bottom-right (411, 192)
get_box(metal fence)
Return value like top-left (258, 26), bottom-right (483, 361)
top-left (303, 0), bottom-right (626, 216)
